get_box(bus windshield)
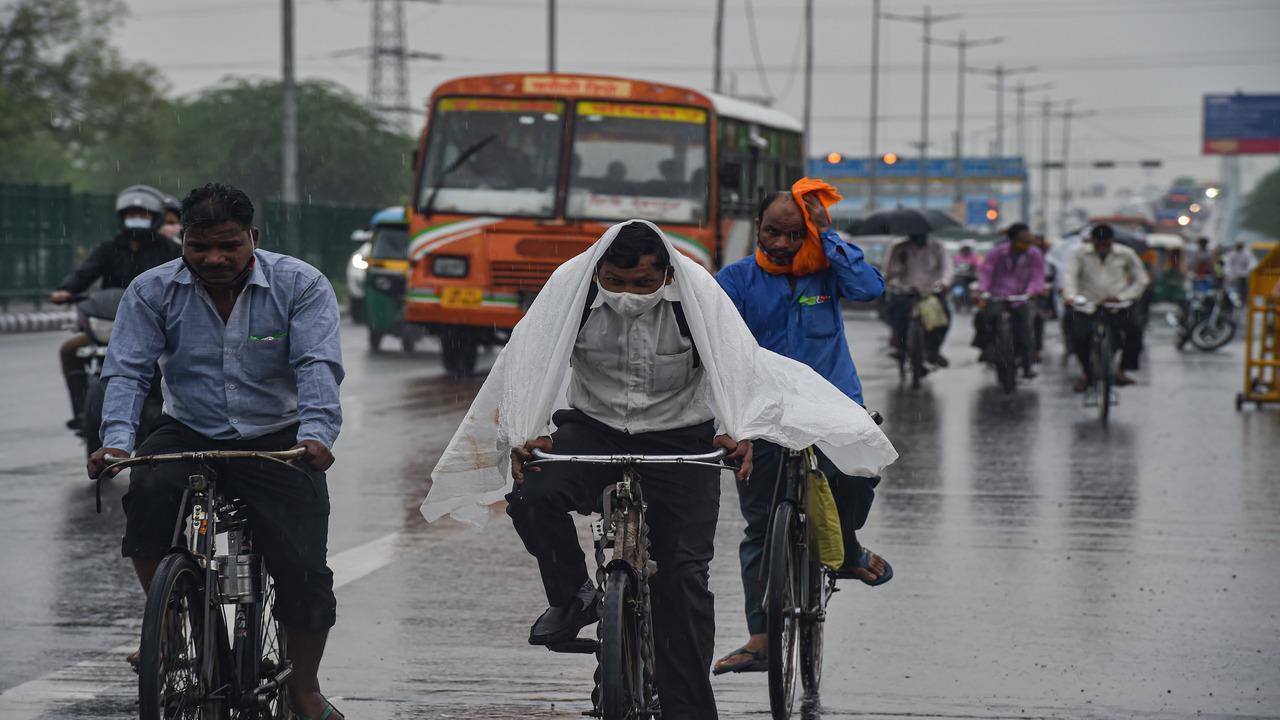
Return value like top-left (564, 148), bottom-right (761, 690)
top-left (567, 101), bottom-right (708, 225)
top-left (418, 98), bottom-right (565, 218)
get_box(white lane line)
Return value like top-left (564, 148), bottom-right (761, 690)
top-left (0, 530), bottom-right (405, 719)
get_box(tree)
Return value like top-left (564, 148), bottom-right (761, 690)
top-left (154, 79), bottom-right (414, 207)
top-left (1242, 165), bottom-right (1280, 239)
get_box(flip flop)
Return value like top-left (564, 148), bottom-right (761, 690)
top-left (832, 547), bottom-right (894, 587)
top-left (712, 646), bottom-right (767, 675)
top-left (295, 698), bottom-right (342, 720)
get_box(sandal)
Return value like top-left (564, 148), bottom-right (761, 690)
top-left (295, 698), bottom-right (343, 720)
top-left (712, 646), bottom-right (767, 675)
top-left (831, 547), bottom-right (894, 587)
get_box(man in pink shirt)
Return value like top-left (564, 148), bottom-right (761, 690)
top-left (972, 223), bottom-right (1045, 379)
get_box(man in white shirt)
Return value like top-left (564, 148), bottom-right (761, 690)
top-left (1224, 241), bottom-right (1258, 298)
top-left (505, 222), bottom-right (752, 720)
top-left (1062, 224), bottom-right (1150, 392)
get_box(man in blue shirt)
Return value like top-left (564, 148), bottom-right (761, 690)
top-left (87, 183), bottom-right (346, 720)
top-left (713, 190), bottom-right (891, 675)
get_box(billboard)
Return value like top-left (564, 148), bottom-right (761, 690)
top-left (1203, 94), bottom-right (1280, 155)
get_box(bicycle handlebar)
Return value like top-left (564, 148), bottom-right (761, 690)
top-left (102, 448), bottom-right (307, 472)
top-left (528, 448), bottom-right (728, 469)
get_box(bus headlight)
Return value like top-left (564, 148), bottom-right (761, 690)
top-left (432, 256), bottom-right (469, 278)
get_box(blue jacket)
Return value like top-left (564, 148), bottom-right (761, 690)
top-left (717, 230), bottom-right (884, 404)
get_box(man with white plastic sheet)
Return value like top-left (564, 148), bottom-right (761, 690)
top-left (421, 219), bottom-right (896, 720)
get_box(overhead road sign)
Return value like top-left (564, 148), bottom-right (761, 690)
top-left (1203, 94), bottom-right (1280, 155)
top-left (809, 156), bottom-right (1026, 183)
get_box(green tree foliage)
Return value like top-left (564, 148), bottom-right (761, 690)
top-left (1242, 165), bottom-right (1280, 239)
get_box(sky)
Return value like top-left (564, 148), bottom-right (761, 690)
top-left (113, 0), bottom-right (1280, 216)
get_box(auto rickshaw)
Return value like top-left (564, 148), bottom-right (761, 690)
top-left (363, 206), bottom-right (423, 351)
top-left (1145, 232), bottom-right (1186, 304)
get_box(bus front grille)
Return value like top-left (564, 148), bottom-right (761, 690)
top-left (490, 261), bottom-right (560, 289)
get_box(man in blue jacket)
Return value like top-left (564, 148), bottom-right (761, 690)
top-left (713, 190), bottom-right (891, 675)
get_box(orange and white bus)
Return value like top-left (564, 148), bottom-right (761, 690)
top-left (405, 73), bottom-right (803, 375)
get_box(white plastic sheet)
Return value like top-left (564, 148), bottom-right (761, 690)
top-left (420, 219), bottom-right (898, 526)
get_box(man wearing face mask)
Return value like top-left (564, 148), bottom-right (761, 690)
top-left (159, 194), bottom-right (183, 243)
top-left (506, 222), bottom-right (753, 720)
top-left (86, 183), bottom-right (346, 720)
top-left (884, 231), bottom-right (955, 368)
top-left (48, 185), bottom-right (180, 430)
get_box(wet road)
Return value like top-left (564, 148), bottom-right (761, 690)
top-left (1, 311), bottom-right (1277, 719)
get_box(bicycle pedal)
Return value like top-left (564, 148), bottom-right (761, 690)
top-left (546, 638), bottom-right (599, 654)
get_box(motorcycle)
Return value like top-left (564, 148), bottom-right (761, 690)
top-left (951, 263), bottom-right (978, 313)
top-left (75, 288), bottom-right (163, 457)
top-left (1166, 283), bottom-right (1240, 352)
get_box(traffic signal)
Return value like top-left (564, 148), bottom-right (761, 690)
top-left (985, 197), bottom-right (999, 223)
top-left (881, 152), bottom-right (898, 165)
top-left (826, 152), bottom-right (843, 164)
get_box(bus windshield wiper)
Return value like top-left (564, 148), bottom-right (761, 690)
top-left (421, 133), bottom-right (498, 220)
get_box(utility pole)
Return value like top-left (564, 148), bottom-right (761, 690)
top-left (1012, 80), bottom-right (1052, 222)
top-left (867, 0), bottom-right (880, 212)
top-left (713, 0), bottom-right (724, 94)
top-left (1039, 98), bottom-right (1051, 232)
top-left (970, 63), bottom-right (1035, 223)
top-left (548, 0), bottom-right (556, 72)
top-left (802, 0), bottom-right (814, 160)
top-left (883, 6), bottom-right (959, 209)
top-left (281, 0), bottom-right (298, 204)
top-left (929, 32), bottom-right (1001, 207)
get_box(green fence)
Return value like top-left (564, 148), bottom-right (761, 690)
top-left (0, 182), bottom-right (378, 309)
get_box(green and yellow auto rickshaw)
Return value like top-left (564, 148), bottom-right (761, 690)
top-left (364, 206), bottom-right (423, 351)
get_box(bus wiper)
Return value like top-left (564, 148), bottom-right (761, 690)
top-left (421, 133), bottom-right (498, 220)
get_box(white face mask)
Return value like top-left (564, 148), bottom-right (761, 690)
top-left (159, 223), bottom-right (181, 239)
top-left (598, 284), bottom-right (665, 318)
top-left (123, 217), bottom-right (151, 230)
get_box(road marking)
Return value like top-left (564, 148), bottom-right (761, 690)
top-left (0, 530), bottom-right (405, 719)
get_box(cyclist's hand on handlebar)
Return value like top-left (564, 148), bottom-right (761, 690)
top-left (48, 289), bottom-right (73, 305)
top-left (511, 436), bottom-right (553, 486)
top-left (290, 440), bottom-right (335, 471)
top-left (714, 435), bottom-right (753, 481)
top-left (87, 447), bottom-right (129, 479)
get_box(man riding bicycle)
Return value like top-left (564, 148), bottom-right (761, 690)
top-left (86, 183), bottom-right (346, 720)
top-left (422, 218), bottom-right (896, 720)
top-left (713, 184), bottom-right (891, 676)
top-left (884, 231), bottom-right (954, 368)
top-left (971, 222), bottom-right (1045, 380)
top-left (1062, 224), bottom-right (1150, 393)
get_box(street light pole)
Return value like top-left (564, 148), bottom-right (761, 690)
top-left (883, 6), bottom-right (959, 209)
top-left (1013, 80), bottom-right (1052, 222)
top-left (548, 0), bottom-right (556, 73)
top-left (928, 32), bottom-right (1001, 208)
top-left (1040, 98), bottom-right (1051, 232)
top-left (713, 0), bottom-right (724, 94)
top-left (803, 0), bottom-right (814, 161)
top-left (868, 0), bottom-right (880, 212)
top-left (281, 0), bottom-right (298, 204)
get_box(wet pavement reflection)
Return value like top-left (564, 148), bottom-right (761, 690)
top-left (1, 313), bottom-right (1277, 719)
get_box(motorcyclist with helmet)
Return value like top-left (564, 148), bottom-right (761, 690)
top-left (49, 185), bottom-right (180, 430)
top-left (158, 194), bottom-right (183, 243)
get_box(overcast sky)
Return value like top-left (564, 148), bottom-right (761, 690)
top-left (115, 0), bottom-right (1280, 202)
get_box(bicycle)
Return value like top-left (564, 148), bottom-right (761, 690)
top-left (1077, 299), bottom-right (1133, 425)
top-left (891, 290), bottom-right (928, 390)
top-left (762, 412), bottom-right (883, 720)
top-left (529, 447), bottom-right (729, 720)
top-left (983, 293), bottom-right (1030, 394)
top-left (104, 449), bottom-right (306, 720)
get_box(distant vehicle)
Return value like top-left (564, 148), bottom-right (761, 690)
top-left (405, 72), bottom-right (804, 376)
top-left (347, 229), bottom-right (372, 323)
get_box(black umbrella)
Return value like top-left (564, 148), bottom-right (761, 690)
top-left (852, 207), bottom-right (957, 236)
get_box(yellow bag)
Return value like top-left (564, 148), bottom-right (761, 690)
top-left (804, 450), bottom-right (844, 569)
top-left (917, 294), bottom-right (949, 331)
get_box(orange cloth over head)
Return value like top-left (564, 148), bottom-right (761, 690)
top-left (754, 177), bottom-right (843, 277)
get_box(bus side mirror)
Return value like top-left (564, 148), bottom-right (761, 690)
top-left (718, 162), bottom-right (742, 190)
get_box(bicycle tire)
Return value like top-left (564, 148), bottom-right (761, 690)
top-left (599, 567), bottom-right (646, 720)
top-left (767, 502), bottom-right (801, 720)
top-left (236, 576), bottom-right (290, 719)
top-left (139, 553), bottom-right (224, 720)
top-left (798, 554), bottom-right (825, 696)
top-left (908, 319), bottom-right (926, 390)
top-left (995, 315), bottom-right (1017, 394)
top-left (1096, 330), bottom-right (1112, 425)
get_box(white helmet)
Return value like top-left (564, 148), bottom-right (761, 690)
top-left (115, 185), bottom-right (166, 231)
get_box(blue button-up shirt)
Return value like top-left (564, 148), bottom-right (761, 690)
top-left (717, 230), bottom-right (884, 404)
top-left (101, 250), bottom-right (344, 453)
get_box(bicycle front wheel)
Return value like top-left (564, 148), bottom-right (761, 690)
top-left (1096, 330), bottom-right (1112, 425)
top-left (138, 553), bottom-right (224, 720)
top-left (237, 573), bottom-right (290, 719)
top-left (599, 567), bottom-right (650, 720)
top-left (798, 555), bottom-right (825, 695)
top-left (767, 503), bottom-right (801, 720)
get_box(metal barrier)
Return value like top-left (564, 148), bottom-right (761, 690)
top-left (1238, 245), bottom-right (1280, 411)
top-left (0, 182), bottom-right (377, 309)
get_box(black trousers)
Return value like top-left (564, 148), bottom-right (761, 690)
top-left (506, 409), bottom-right (720, 720)
top-left (734, 440), bottom-right (877, 636)
top-left (887, 292), bottom-right (950, 358)
top-left (122, 415), bottom-right (336, 631)
top-left (1066, 306), bottom-right (1144, 383)
top-left (972, 303), bottom-right (1035, 372)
